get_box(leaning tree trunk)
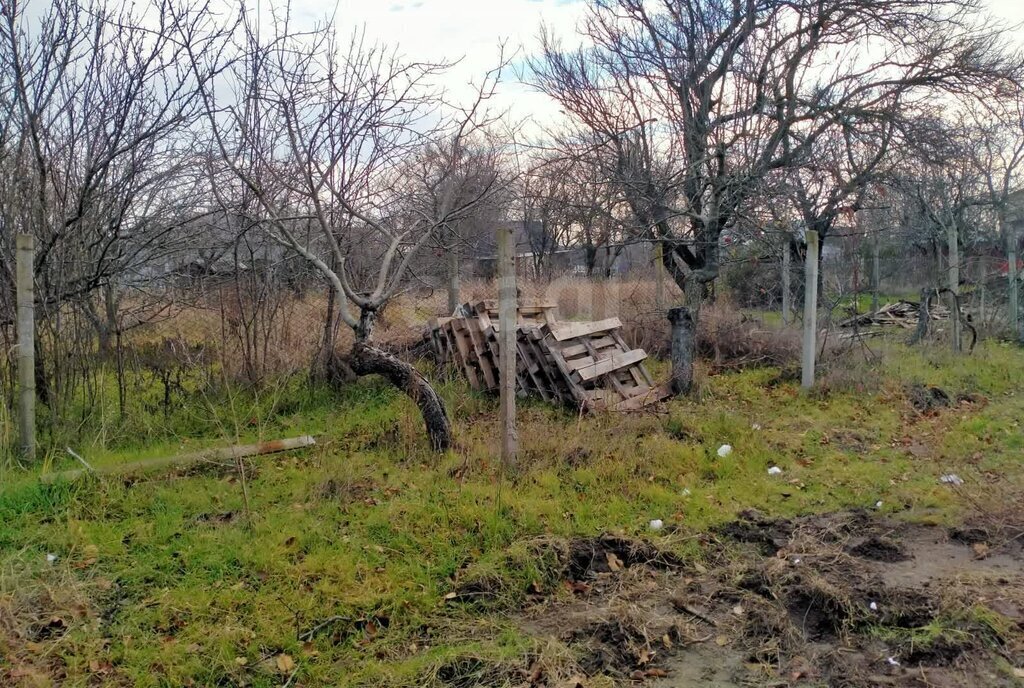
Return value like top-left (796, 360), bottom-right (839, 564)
top-left (349, 340), bottom-right (453, 452)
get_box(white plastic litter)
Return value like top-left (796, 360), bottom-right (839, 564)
top-left (875, 500), bottom-right (884, 509)
top-left (887, 656), bottom-right (900, 666)
top-left (869, 602), bottom-right (879, 611)
top-left (717, 444), bottom-right (733, 457)
top-left (767, 466), bottom-right (783, 476)
top-left (649, 519), bottom-right (664, 531)
top-left (681, 488), bottom-right (692, 497)
top-left (751, 423), bottom-right (762, 431)
top-left (793, 558), bottom-right (801, 565)
top-left (46, 553), bottom-right (57, 564)
top-left (939, 474), bottom-right (964, 486)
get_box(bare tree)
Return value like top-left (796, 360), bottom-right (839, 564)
top-left (416, 141), bottom-right (510, 312)
top-left (965, 83), bottom-right (1024, 341)
top-left (183, 10), bottom-right (508, 451)
top-left (525, 152), bottom-right (625, 278)
top-left (531, 0), bottom-right (1016, 317)
top-left (0, 0), bottom-right (229, 413)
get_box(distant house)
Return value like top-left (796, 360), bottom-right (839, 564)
top-left (468, 220), bottom-right (655, 279)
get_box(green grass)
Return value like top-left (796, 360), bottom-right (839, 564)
top-left (1, 341), bottom-right (1023, 686)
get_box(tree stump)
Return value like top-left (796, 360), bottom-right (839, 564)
top-left (667, 306), bottom-right (695, 396)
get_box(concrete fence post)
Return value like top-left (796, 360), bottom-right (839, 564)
top-left (497, 224), bottom-right (517, 470)
top-left (654, 241), bottom-right (666, 312)
top-left (781, 236), bottom-right (791, 325)
top-left (947, 222), bottom-right (961, 353)
top-left (801, 231), bottom-right (819, 390)
top-left (871, 229), bottom-right (880, 314)
top-left (16, 234), bottom-right (36, 460)
top-left (1006, 218), bottom-right (1020, 343)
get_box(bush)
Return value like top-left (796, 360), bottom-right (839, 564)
top-left (721, 245), bottom-right (796, 309)
top-left (696, 301), bottom-right (800, 372)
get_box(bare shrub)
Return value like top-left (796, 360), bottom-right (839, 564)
top-left (696, 303), bottom-right (801, 373)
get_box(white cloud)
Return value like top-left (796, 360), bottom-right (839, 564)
top-left (278, 0), bottom-right (588, 132)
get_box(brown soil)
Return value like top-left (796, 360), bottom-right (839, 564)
top-left (516, 511), bottom-right (1024, 687)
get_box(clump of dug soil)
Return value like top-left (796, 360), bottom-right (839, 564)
top-left (514, 510), bottom-right (1024, 687)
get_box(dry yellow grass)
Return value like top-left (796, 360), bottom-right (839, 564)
top-left (117, 276), bottom-right (682, 379)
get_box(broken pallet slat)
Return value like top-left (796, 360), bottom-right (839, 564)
top-left (547, 317), bottom-right (622, 342)
top-left (570, 349), bottom-right (648, 382)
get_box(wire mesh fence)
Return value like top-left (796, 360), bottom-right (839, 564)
top-left (0, 237), bottom-right (1020, 454)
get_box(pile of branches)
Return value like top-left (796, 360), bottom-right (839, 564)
top-left (839, 301), bottom-right (950, 330)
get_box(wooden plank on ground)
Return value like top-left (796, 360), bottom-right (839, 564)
top-left (41, 436), bottom-right (317, 484)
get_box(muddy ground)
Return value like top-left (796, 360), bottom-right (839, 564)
top-left (509, 510), bottom-right (1024, 687)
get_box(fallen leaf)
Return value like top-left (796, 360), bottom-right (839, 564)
top-left (564, 580), bottom-right (591, 595)
top-left (275, 654), bottom-right (295, 673)
top-left (75, 544), bottom-right (100, 568)
top-left (972, 543), bottom-right (990, 559)
top-left (527, 662), bottom-right (543, 683)
top-left (605, 551), bottom-right (623, 572)
top-left (715, 635), bottom-right (730, 646)
top-left (645, 668), bottom-right (669, 678)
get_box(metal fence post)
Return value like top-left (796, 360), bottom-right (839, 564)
top-left (16, 234), bottom-right (36, 460)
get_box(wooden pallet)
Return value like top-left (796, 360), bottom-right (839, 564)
top-left (425, 303), bottom-right (668, 411)
top-left (539, 318), bottom-right (667, 411)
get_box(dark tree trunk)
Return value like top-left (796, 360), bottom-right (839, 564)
top-left (667, 306), bottom-right (695, 396)
top-left (908, 287), bottom-right (934, 345)
top-left (349, 340), bottom-right (453, 452)
top-left (33, 335), bottom-right (50, 406)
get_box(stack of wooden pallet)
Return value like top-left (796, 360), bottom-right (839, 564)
top-left (426, 301), bottom-right (669, 411)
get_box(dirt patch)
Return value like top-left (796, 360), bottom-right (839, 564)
top-left (515, 511), bottom-right (1024, 687)
top-left (848, 535), bottom-right (910, 562)
top-left (715, 509), bottom-right (792, 555)
top-left (193, 510), bottom-right (239, 525)
top-left (907, 383), bottom-right (952, 413)
top-left (566, 535), bottom-right (685, 581)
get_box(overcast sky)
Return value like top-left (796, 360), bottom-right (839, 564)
top-left (276, 0), bottom-right (1024, 132)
